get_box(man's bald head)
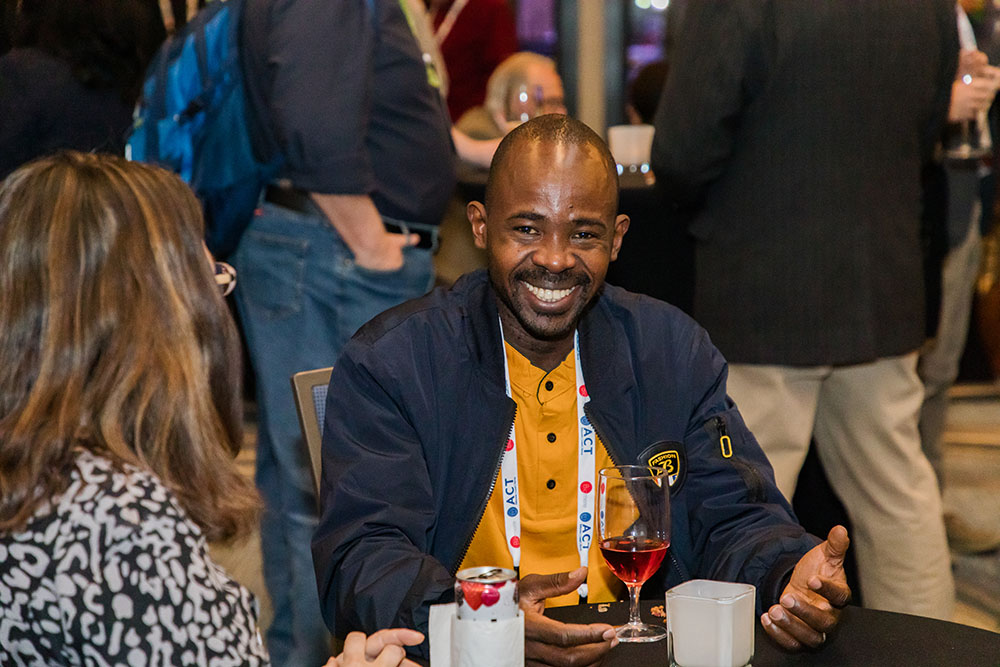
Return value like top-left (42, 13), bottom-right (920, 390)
top-left (485, 115), bottom-right (620, 213)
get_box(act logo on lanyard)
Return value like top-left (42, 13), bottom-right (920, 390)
top-left (498, 318), bottom-right (595, 599)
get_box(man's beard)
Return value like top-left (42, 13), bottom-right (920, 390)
top-left (489, 264), bottom-right (596, 341)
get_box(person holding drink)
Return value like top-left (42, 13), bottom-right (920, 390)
top-left (313, 115), bottom-right (851, 665)
top-left (919, 2), bottom-right (1000, 554)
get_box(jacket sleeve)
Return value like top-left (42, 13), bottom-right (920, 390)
top-left (924, 0), bottom-right (960, 160)
top-left (312, 344), bottom-right (454, 655)
top-left (675, 329), bottom-right (821, 612)
top-left (650, 0), bottom-right (765, 208)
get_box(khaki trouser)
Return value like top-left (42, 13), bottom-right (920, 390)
top-left (727, 354), bottom-right (955, 620)
top-left (920, 213), bottom-right (982, 484)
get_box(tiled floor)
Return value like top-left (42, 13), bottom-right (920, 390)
top-left (219, 384), bottom-right (1000, 644)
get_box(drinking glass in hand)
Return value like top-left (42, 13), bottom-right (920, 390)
top-left (598, 465), bottom-right (670, 643)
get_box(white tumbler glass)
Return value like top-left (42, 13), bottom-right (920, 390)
top-left (666, 580), bottom-right (755, 667)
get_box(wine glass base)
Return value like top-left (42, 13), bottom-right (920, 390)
top-left (615, 622), bottom-right (667, 643)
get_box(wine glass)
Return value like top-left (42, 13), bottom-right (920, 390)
top-left (946, 51), bottom-right (1000, 160)
top-left (598, 465), bottom-right (670, 643)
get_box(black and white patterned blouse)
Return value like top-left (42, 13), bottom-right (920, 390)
top-left (0, 450), bottom-right (270, 666)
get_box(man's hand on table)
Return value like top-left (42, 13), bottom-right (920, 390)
top-left (762, 525), bottom-right (851, 651)
top-left (519, 567), bottom-right (618, 667)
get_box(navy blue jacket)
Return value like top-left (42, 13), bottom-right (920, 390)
top-left (313, 271), bottom-right (819, 654)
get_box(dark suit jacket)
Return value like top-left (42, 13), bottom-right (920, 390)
top-left (652, 0), bottom-right (958, 365)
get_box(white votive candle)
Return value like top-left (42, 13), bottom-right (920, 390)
top-left (666, 580), bottom-right (755, 667)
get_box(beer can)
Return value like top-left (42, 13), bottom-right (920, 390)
top-left (455, 566), bottom-right (519, 621)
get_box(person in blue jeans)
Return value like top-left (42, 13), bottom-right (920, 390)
top-left (235, 0), bottom-right (455, 663)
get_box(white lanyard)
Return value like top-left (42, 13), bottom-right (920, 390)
top-left (498, 319), bottom-right (596, 599)
top-left (433, 0), bottom-right (470, 45)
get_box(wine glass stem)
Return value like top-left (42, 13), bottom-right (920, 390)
top-left (626, 582), bottom-right (642, 627)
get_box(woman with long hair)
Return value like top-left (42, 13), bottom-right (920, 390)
top-left (0, 152), bottom-right (266, 663)
top-left (0, 152), bottom-right (424, 666)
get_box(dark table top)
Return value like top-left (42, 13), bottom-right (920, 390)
top-left (545, 600), bottom-right (1000, 666)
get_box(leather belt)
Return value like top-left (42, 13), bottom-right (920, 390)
top-left (264, 185), bottom-right (435, 249)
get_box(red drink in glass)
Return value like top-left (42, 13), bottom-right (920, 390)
top-left (598, 465), bottom-right (670, 643)
top-left (599, 536), bottom-right (669, 584)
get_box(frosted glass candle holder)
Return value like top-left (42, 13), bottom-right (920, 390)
top-left (666, 580), bottom-right (755, 667)
top-left (607, 124), bottom-right (654, 175)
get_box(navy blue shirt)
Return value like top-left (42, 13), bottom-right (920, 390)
top-left (242, 0), bottom-right (455, 226)
top-left (0, 48), bottom-right (133, 180)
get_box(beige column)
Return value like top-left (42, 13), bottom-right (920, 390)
top-left (576, 0), bottom-right (606, 134)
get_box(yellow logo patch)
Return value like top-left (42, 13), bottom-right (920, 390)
top-left (648, 450), bottom-right (679, 475)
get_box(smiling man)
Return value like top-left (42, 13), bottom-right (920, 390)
top-left (313, 115), bottom-right (851, 665)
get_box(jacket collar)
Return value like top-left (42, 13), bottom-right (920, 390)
top-left (577, 284), bottom-right (639, 464)
top-left (459, 271), bottom-right (507, 393)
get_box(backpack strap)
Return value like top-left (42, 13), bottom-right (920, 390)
top-left (147, 48), bottom-right (172, 162)
top-left (193, 16), bottom-right (211, 94)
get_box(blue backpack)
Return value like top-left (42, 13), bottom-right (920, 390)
top-left (127, 0), bottom-right (281, 258)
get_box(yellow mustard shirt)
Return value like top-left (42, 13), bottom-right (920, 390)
top-left (460, 342), bottom-right (623, 606)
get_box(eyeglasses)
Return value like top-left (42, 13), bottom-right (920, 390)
top-left (215, 261), bottom-right (237, 297)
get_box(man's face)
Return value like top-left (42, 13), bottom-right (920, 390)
top-left (468, 139), bottom-right (629, 346)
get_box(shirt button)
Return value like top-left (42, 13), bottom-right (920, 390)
top-left (546, 479), bottom-right (556, 489)
top-left (544, 380), bottom-right (554, 391)
top-left (547, 432), bottom-right (557, 443)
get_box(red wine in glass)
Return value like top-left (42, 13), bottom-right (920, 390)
top-left (598, 465), bottom-right (670, 643)
top-left (599, 536), bottom-right (669, 585)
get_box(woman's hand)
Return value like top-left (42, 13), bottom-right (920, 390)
top-left (324, 629), bottom-right (425, 667)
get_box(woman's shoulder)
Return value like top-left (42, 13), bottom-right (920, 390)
top-left (58, 450), bottom-right (192, 533)
top-left (455, 106), bottom-right (503, 139)
top-left (0, 450), bottom-right (269, 665)
top-left (5, 449), bottom-right (204, 584)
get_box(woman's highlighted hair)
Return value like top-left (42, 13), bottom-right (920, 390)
top-left (0, 151), bottom-right (258, 542)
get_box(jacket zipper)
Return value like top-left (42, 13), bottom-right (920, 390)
top-left (452, 404), bottom-right (516, 574)
top-left (669, 552), bottom-right (686, 580)
top-left (715, 416), bottom-right (734, 458)
top-left (709, 415), bottom-right (766, 504)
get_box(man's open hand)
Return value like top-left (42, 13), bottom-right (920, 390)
top-left (519, 567), bottom-right (617, 667)
top-left (762, 525), bottom-right (851, 650)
